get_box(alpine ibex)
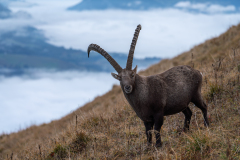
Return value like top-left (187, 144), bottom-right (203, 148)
top-left (87, 24), bottom-right (209, 147)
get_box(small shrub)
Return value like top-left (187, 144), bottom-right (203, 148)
top-left (183, 133), bottom-right (212, 160)
top-left (126, 131), bottom-right (139, 138)
top-left (69, 132), bottom-right (90, 153)
top-left (48, 144), bottom-right (68, 159)
top-left (206, 83), bottom-right (222, 101)
top-left (82, 117), bottom-right (100, 128)
top-left (192, 136), bottom-right (208, 151)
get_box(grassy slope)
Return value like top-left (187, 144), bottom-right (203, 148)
top-left (1, 24), bottom-right (240, 159)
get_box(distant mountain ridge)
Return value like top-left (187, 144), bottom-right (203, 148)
top-left (69, 0), bottom-right (240, 11)
top-left (0, 26), bottom-right (160, 73)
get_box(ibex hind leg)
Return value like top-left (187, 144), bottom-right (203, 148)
top-left (182, 107), bottom-right (192, 132)
top-left (192, 93), bottom-right (209, 127)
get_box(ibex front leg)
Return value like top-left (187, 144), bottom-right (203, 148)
top-left (144, 121), bottom-right (154, 145)
top-left (154, 113), bottom-right (164, 147)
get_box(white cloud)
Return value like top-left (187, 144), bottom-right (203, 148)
top-left (135, 1), bottom-right (141, 5)
top-left (190, 3), bottom-right (208, 11)
top-left (12, 10), bottom-right (32, 19)
top-left (0, 18), bottom-right (34, 33)
top-left (175, 1), bottom-right (191, 8)
top-left (206, 4), bottom-right (236, 13)
top-left (0, 70), bottom-right (117, 133)
top-left (175, 1), bottom-right (236, 13)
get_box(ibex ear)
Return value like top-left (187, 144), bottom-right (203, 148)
top-left (111, 73), bottom-right (121, 81)
top-left (133, 65), bottom-right (137, 73)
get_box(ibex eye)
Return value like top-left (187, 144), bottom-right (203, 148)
top-left (131, 73), bottom-right (135, 78)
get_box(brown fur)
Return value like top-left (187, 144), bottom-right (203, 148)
top-left (113, 65), bottom-right (209, 147)
top-left (88, 25), bottom-right (209, 147)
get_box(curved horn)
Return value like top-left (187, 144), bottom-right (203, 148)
top-left (88, 44), bottom-right (122, 73)
top-left (126, 24), bottom-right (142, 70)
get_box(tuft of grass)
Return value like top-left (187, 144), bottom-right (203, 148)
top-left (82, 116), bottom-right (100, 128)
top-left (238, 65), bottom-right (240, 72)
top-left (69, 131), bottom-right (90, 153)
top-left (47, 144), bottom-right (68, 159)
top-left (205, 83), bottom-right (223, 101)
top-left (113, 149), bottom-right (125, 158)
top-left (184, 132), bottom-right (211, 159)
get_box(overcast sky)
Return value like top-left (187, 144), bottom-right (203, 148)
top-left (4, 0), bottom-right (240, 58)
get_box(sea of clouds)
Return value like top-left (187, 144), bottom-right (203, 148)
top-left (1, 0), bottom-right (240, 133)
top-left (0, 70), bottom-right (117, 133)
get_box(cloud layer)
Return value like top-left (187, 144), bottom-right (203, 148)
top-left (5, 0), bottom-right (240, 58)
top-left (0, 70), bottom-right (117, 133)
top-left (175, 1), bottom-right (236, 13)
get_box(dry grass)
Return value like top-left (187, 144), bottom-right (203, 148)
top-left (1, 24), bottom-right (240, 159)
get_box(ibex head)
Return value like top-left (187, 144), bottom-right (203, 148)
top-left (88, 24), bottom-right (142, 94)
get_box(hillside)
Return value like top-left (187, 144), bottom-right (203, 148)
top-left (1, 23), bottom-right (240, 159)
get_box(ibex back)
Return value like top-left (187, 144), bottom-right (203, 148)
top-left (87, 25), bottom-right (209, 147)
